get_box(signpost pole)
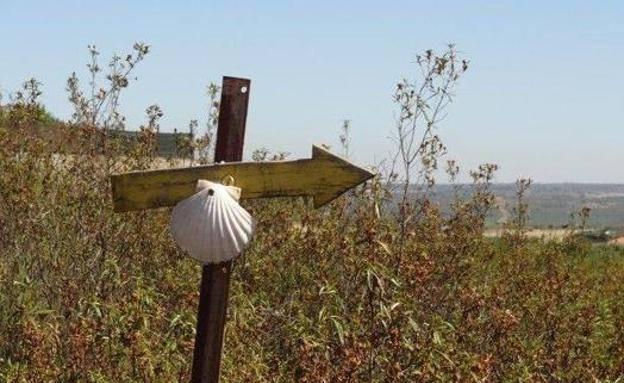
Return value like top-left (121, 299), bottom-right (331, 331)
top-left (190, 76), bottom-right (251, 383)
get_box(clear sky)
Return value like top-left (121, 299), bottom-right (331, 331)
top-left (1, 1), bottom-right (623, 182)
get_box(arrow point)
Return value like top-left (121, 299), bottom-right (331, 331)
top-left (311, 145), bottom-right (376, 208)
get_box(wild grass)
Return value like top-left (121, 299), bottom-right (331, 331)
top-left (2, 44), bottom-right (624, 382)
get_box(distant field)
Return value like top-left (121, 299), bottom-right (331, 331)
top-left (483, 228), bottom-right (574, 240)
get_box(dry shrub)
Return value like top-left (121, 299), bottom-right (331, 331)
top-left (2, 45), bottom-right (624, 383)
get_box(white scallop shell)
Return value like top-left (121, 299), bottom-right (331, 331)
top-left (170, 179), bottom-right (255, 264)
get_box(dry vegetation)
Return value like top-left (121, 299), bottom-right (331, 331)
top-left (2, 44), bottom-right (624, 382)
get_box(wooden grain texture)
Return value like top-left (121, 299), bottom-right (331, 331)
top-left (111, 145), bottom-right (375, 212)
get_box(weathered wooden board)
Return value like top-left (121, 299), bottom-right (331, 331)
top-left (111, 145), bottom-right (375, 212)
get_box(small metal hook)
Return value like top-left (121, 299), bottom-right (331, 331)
top-left (222, 175), bottom-right (235, 186)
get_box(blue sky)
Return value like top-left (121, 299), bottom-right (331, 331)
top-left (1, 1), bottom-right (623, 182)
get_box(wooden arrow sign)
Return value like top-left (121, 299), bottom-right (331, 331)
top-left (111, 145), bottom-right (375, 212)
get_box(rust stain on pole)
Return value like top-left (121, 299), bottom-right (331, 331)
top-left (191, 76), bottom-right (250, 383)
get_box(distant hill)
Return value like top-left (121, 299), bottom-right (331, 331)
top-left (0, 120), bottom-right (192, 158)
top-left (425, 183), bottom-right (624, 230)
top-left (1, 104), bottom-right (192, 158)
top-left (110, 130), bottom-right (192, 158)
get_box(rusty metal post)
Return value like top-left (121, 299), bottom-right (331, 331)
top-left (190, 76), bottom-right (251, 383)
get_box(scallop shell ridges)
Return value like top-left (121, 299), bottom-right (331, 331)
top-left (170, 180), bottom-right (255, 263)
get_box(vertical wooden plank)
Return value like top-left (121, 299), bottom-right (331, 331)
top-left (190, 76), bottom-right (251, 383)
top-left (214, 77), bottom-right (251, 162)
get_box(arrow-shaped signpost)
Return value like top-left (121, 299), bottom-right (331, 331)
top-left (110, 76), bottom-right (374, 383)
top-left (111, 144), bottom-right (374, 212)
